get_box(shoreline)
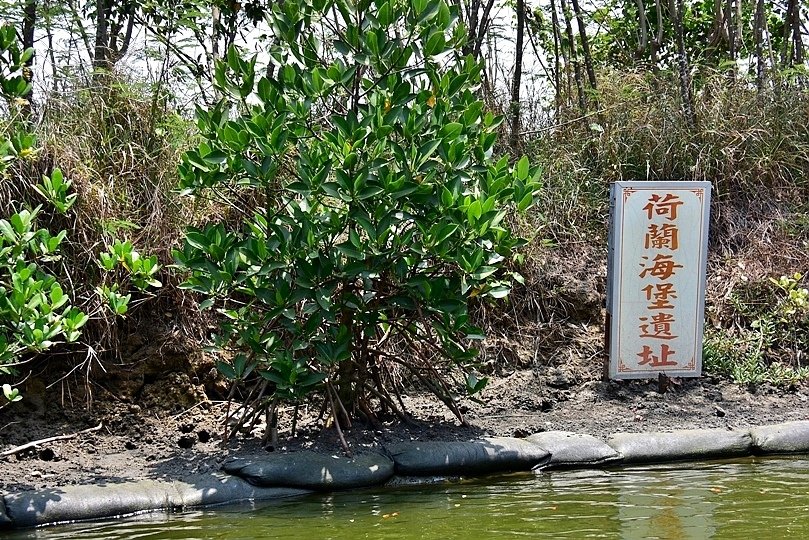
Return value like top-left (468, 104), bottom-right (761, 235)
top-left (2, 369), bottom-right (809, 494)
top-left (3, 420), bottom-right (809, 529)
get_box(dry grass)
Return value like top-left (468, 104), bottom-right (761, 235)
top-left (488, 69), bottom-right (809, 382)
top-left (0, 73), bottom-right (213, 373)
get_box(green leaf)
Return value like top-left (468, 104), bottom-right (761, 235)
top-left (418, 139), bottom-right (441, 162)
top-left (441, 186), bottom-right (454, 207)
top-left (336, 242), bottom-right (365, 260)
top-left (516, 156), bottom-right (529, 180)
top-left (424, 31), bottom-right (446, 57)
top-left (202, 150), bottom-right (229, 164)
top-left (517, 192), bottom-right (533, 212)
top-left (440, 122), bottom-right (463, 140)
top-left (467, 200), bottom-right (482, 223)
top-left (217, 360), bottom-right (237, 380)
top-left (470, 266), bottom-right (497, 280)
top-left (357, 186), bottom-right (384, 200)
top-left (0, 219), bottom-right (16, 241)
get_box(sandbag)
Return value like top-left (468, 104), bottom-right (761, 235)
top-left (0, 496), bottom-right (11, 528)
top-left (4, 480), bottom-right (180, 528)
top-left (386, 437), bottom-right (551, 476)
top-left (608, 429), bottom-right (753, 464)
top-left (222, 451), bottom-right (394, 491)
top-left (750, 421), bottom-right (809, 455)
top-left (3, 476), bottom-right (307, 528)
top-left (526, 431), bottom-right (621, 469)
top-left (172, 473), bottom-right (310, 507)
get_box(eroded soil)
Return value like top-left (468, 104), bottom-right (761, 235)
top-left (2, 338), bottom-right (808, 493)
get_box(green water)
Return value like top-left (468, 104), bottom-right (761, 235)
top-left (9, 457), bottom-right (809, 539)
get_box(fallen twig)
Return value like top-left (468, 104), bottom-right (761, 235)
top-left (1, 422), bottom-right (103, 457)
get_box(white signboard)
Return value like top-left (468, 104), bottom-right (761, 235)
top-left (607, 181), bottom-right (711, 379)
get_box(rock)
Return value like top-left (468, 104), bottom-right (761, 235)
top-left (386, 437), bottom-right (551, 476)
top-left (223, 451), bottom-right (394, 491)
top-left (750, 421), bottom-right (809, 455)
top-left (607, 429), bottom-right (753, 464)
top-left (526, 431), bottom-right (621, 469)
top-left (547, 368), bottom-right (574, 389)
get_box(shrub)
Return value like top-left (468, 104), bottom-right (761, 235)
top-left (175, 0), bottom-right (540, 435)
top-left (0, 23), bottom-right (89, 407)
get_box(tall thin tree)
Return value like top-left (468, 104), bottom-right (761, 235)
top-left (21, 0), bottom-right (36, 119)
top-left (510, 0), bottom-right (525, 153)
top-left (559, 0), bottom-right (586, 112)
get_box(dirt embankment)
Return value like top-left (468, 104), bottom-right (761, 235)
top-left (2, 353), bottom-right (808, 493)
top-left (2, 219), bottom-right (808, 493)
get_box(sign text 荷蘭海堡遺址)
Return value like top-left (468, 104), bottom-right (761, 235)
top-left (606, 182), bottom-right (711, 379)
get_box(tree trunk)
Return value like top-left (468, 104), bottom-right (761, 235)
top-left (473, 0), bottom-right (497, 60)
top-left (725, 0), bottom-right (736, 62)
top-left (635, 0), bottom-right (649, 60)
top-left (509, 0), bottom-right (525, 154)
top-left (791, 0), bottom-right (803, 65)
top-left (780, 0), bottom-right (797, 67)
top-left (549, 0), bottom-right (563, 113)
top-left (43, 0), bottom-right (59, 92)
top-left (93, 0), bottom-right (110, 74)
top-left (651, 0), bottom-right (663, 71)
top-left (21, 0), bottom-right (36, 119)
top-left (670, 0), bottom-right (696, 128)
top-left (559, 0), bottom-right (587, 112)
top-left (754, 0), bottom-right (764, 92)
top-left (571, 0), bottom-right (597, 93)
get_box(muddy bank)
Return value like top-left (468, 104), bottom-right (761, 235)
top-left (4, 421), bottom-right (809, 529)
top-left (2, 361), bottom-right (809, 493)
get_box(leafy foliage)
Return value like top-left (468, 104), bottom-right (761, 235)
top-left (0, 22), bottom-right (87, 380)
top-left (704, 273), bottom-right (809, 386)
top-left (0, 206), bottom-right (89, 367)
top-left (175, 0), bottom-right (541, 422)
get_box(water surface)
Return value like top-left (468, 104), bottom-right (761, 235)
top-left (9, 457), bottom-right (809, 539)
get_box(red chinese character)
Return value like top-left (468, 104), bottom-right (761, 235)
top-left (643, 194), bottom-right (684, 221)
top-left (644, 223), bottom-right (679, 250)
top-left (642, 283), bottom-right (678, 309)
top-left (639, 254), bottom-right (683, 280)
top-left (636, 344), bottom-right (678, 367)
top-left (639, 312), bottom-right (678, 340)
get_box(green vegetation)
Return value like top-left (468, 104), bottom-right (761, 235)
top-left (704, 273), bottom-right (809, 385)
top-left (0, 24), bottom-right (85, 406)
top-left (175, 0), bottom-right (540, 434)
top-left (1, 0), bottom-right (808, 428)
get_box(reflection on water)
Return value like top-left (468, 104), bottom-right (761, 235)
top-left (8, 457), bottom-right (809, 539)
